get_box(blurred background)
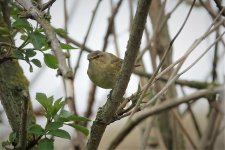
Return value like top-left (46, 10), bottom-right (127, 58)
top-left (0, 0), bottom-right (224, 149)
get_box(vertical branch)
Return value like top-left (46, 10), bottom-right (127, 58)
top-left (84, 84), bottom-right (97, 119)
top-left (87, 0), bottom-right (152, 149)
top-left (110, 0), bottom-right (120, 56)
top-left (62, 0), bottom-right (78, 116)
top-left (19, 91), bottom-right (29, 149)
top-left (102, 0), bottom-right (123, 51)
top-left (73, 0), bottom-right (102, 76)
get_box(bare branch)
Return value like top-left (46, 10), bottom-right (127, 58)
top-left (107, 86), bottom-right (223, 149)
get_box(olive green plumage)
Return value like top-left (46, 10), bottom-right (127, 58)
top-left (87, 51), bottom-right (123, 89)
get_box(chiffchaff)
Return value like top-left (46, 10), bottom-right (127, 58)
top-left (87, 50), bottom-right (123, 89)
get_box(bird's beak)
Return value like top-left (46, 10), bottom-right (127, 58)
top-left (88, 55), bottom-right (98, 61)
top-left (87, 56), bottom-right (93, 61)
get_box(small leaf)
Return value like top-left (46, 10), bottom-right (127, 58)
top-left (38, 138), bottom-right (54, 150)
top-left (46, 122), bottom-right (63, 131)
top-left (12, 50), bottom-right (24, 59)
top-left (47, 96), bottom-right (54, 107)
top-left (60, 43), bottom-right (77, 50)
top-left (20, 35), bottom-right (28, 41)
top-left (31, 59), bottom-right (42, 68)
top-left (9, 132), bottom-right (17, 143)
top-left (1, 140), bottom-right (11, 148)
top-left (44, 53), bottom-right (58, 69)
top-left (67, 124), bottom-right (89, 136)
top-left (28, 124), bottom-right (45, 135)
top-left (58, 110), bottom-right (90, 122)
top-left (29, 31), bottom-right (47, 49)
top-left (48, 129), bottom-right (71, 139)
top-left (12, 17), bottom-right (33, 32)
top-left (25, 49), bottom-right (36, 57)
top-left (51, 98), bottom-right (64, 116)
top-left (54, 28), bottom-right (67, 34)
top-left (36, 93), bottom-right (48, 110)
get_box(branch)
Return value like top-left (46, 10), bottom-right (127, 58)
top-left (40, 0), bottom-right (56, 11)
top-left (86, 0), bottom-right (152, 149)
top-left (102, 0), bottom-right (123, 51)
top-left (73, 0), bottom-right (102, 76)
top-left (133, 70), bottom-right (219, 89)
top-left (214, 0), bottom-right (225, 16)
top-left (107, 86), bottom-right (223, 149)
top-left (15, 0), bottom-right (71, 78)
top-left (57, 31), bottom-right (93, 53)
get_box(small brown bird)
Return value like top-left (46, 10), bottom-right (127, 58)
top-left (87, 50), bottom-right (123, 89)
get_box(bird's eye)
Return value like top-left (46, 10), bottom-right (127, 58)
top-left (96, 54), bottom-right (102, 58)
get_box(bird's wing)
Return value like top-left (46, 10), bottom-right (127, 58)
top-left (111, 57), bottom-right (123, 70)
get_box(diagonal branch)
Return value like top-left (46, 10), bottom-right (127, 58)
top-left (107, 86), bottom-right (223, 149)
top-left (16, 0), bottom-right (71, 78)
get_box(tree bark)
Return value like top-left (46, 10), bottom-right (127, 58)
top-left (0, 0), bottom-right (35, 146)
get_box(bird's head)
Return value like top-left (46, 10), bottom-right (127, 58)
top-left (87, 50), bottom-right (112, 64)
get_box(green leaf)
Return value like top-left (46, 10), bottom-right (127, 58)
top-left (9, 132), bottom-right (17, 143)
top-left (46, 122), bottom-right (63, 131)
top-left (31, 59), bottom-right (42, 68)
top-left (10, 7), bottom-right (20, 18)
top-left (25, 49), bottom-right (36, 58)
top-left (1, 140), bottom-right (11, 148)
top-left (28, 124), bottom-right (45, 135)
top-left (58, 110), bottom-right (90, 122)
top-left (54, 28), bottom-right (67, 34)
top-left (12, 50), bottom-right (24, 59)
top-left (36, 93), bottom-right (48, 110)
top-left (12, 17), bottom-right (33, 32)
top-left (51, 98), bottom-right (64, 116)
top-left (67, 123), bottom-right (89, 136)
top-left (44, 53), bottom-right (58, 69)
top-left (20, 35), bottom-right (28, 41)
top-left (30, 31), bottom-right (47, 49)
top-left (47, 96), bottom-right (54, 107)
top-left (38, 138), bottom-right (54, 150)
top-left (48, 129), bottom-right (71, 139)
top-left (60, 43), bottom-right (77, 50)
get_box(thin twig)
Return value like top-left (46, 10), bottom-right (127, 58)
top-left (102, 0), bottom-right (123, 51)
top-left (133, 70), bottom-right (219, 89)
top-left (213, 0), bottom-right (225, 16)
top-left (145, 30), bottom-right (225, 107)
top-left (171, 110), bottom-right (198, 150)
top-left (84, 84), bottom-right (97, 119)
top-left (73, 0), bottom-right (102, 76)
top-left (110, 0), bottom-right (120, 57)
top-left (57, 31), bottom-right (93, 53)
top-left (129, 0), bottom-right (196, 118)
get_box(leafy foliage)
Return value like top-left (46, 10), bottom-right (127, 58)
top-left (44, 54), bottom-right (58, 69)
top-left (38, 138), bottom-right (54, 150)
top-left (25, 93), bottom-right (90, 149)
top-left (8, 9), bottom-right (77, 72)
